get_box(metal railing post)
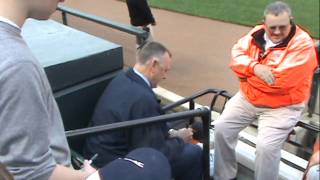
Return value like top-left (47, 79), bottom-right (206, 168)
top-left (189, 100), bottom-right (195, 124)
top-left (62, 11), bottom-right (68, 25)
top-left (308, 68), bottom-right (319, 117)
top-left (201, 107), bottom-right (211, 180)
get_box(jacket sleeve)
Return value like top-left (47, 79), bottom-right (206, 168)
top-left (128, 95), bottom-right (184, 162)
top-left (230, 32), bottom-right (259, 79)
top-left (247, 39), bottom-right (317, 94)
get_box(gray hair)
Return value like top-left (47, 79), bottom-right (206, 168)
top-left (264, 1), bottom-right (292, 17)
top-left (136, 41), bottom-right (171, 65)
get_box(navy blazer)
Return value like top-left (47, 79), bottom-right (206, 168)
top-left (84, 68), bottom-right (184, 167)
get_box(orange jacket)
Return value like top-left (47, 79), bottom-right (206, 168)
top-left (230, 25), bottom-right (318, 108)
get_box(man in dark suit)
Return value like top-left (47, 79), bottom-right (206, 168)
top-left (84, 42), bottom-right (203, 180)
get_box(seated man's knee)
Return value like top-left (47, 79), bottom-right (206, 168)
top-left (214, 120), bottom-right (229, 138)
top-left (256, 141), bottom-right (279, 156)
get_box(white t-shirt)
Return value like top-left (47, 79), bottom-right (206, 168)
top-left (264, 33), bottom-right (280, 50)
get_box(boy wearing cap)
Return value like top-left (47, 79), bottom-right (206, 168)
top-left (87, 148), bottom-right (171, 180)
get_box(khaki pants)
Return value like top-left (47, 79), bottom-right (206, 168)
top-left (213, 92), bottom-right (304, 180)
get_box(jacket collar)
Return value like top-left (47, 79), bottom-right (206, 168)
top-left (125, 67), bottom-right (162, 106)
top-left (252, 24), bottom-right (296, 50)
top-left (126, 68), bottom-right (155, 92)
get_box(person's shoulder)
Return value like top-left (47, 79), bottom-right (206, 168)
top-left (102, 71), bottom-right (147, 100)
top-left (247, 25), bottom-right (264, 35)
top-left (0, 36), bottom-right (38, 73)
top-left (108, 71), bottom-right (138, 91)
top-left (121, 70), bottom-right (151, 91)
top-left (0, 61), bottom-right (44, 94)
top-left (290, 26), bottom-right (314, 48)
top-left (236, 25), bottom-right (264, 42)
top-left (0, 59), bottom-right (42, 88)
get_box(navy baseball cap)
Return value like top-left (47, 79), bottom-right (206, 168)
top-left (98, 148), bottom-right (171, 180)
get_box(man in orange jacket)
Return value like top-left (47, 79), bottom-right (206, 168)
top-left (213, 1), bottom-right (318, 180)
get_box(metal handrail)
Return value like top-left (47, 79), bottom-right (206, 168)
top-left (56, 5), bottom-right (149, 45)
top-left (163, 88), bottom-right (319, 132)
top-left (66, 107), bottom-right (211, 180)
top-left (162, 88), bottom-right (232, 112)
top-left (162, 87), bottom-right (319, 165)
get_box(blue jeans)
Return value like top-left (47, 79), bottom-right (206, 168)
top-left (171, 144), bottom-right (203, 180)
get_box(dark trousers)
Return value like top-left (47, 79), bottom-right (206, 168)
top-left (171, 144), bottom-right (203, 180)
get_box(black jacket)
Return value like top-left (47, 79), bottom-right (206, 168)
top-left (126, 0), bottom-right (156, 26)
top-left (84, 68), bottom-right (184, 167)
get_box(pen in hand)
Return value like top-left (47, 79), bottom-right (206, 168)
top-left (81, 153), bottom-right (98, 169)
top-left (81, 153), bottom-right (98, 174)
top-left (88, 153), bottom-right (98, 164)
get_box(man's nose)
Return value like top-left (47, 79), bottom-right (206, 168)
top-left (273, 28), bottom-right (281, 35)
top-left (162, 73), bottom-right (167, 80)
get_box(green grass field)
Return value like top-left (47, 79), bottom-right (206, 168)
top-left (149, 0), bottom-right (319, 38)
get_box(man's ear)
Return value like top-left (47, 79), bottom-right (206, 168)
top-left (150, 58), bottom-right (159, 69)
top-left (147, 58), bottom-right (158, 75)
top-left (290, 17), bottom-right (294, 25)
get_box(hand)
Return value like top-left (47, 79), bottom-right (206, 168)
top-left (174, 128), bottom-right (193, 143)
top-left (253, 64), bottom-right (275, 85)
top-left (303, 151), bottom-right (319, 179)
top-left (308, 151), bottom-right (320, 168)
top-left (82, 160), bottom-right (97, 177)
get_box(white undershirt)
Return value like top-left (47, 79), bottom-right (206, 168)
top-left (264, 32), bottom-right (280, 50)
top-left (0, 16), bottom-right (20, 29)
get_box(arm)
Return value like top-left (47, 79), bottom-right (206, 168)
top-left (230, 32), bottom-right (260, 79)
top-left (303, 137), bottom-right (320, 179)
top-left (247, 40), bottom-right (317, 94)
top-left (0, 62), bottom-right (57, 179)
top-left (128, 96), bottom-right (184, 161)
top-left (308, 137), bottom-right (320, 168)
top-left (0, 62), bottom-right (95, 179)
top-left (169, 128), bottom-right (193, 143)
top-left (50, 162), bottom-right (96, 180)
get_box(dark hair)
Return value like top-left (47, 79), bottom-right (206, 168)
top-left (137, 41), bottom-right (171, 65)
